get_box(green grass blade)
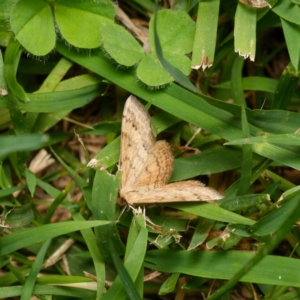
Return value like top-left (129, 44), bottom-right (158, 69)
top-left (92, 170), bottom-right (124, 261)
top-left (21, 239), bottom-right (51, 300)
top-left (159, 272), bottom-right (180, 295)
top-left (145, 245), bottom-right (300, 289)
top-left (0, 49), bottom-right (7, 96)
top-left (192, 0), bottom-right (220, 69)
top-left (0, 185), bottom-right (25, 198)
top-left (226, 133), bottom-right (300, 146)
top-left (125, 215), bottom-right (145, 297)
top-left (249, 196), bottom-right (299, 236)
top-left (214, 76), bottom-right (278, 93)
top-left (106, 236), bottom-right (142, 300)
top-left (271, 62), bottom-right (299, 109)
top-left (252, 143), bottom-right (300, 170)
top-left (231, 55), bottom-right (246, 106)
top-left (3, 38), bottom-right (29, 102)
top-left (170, 203), bottom-right (255, 225)
top-left (188, 218), bottom-right (215, 250)
top-left (0, 284), bottom-right (96, 298)
top-left (272, 0), bottom-right (300, 25)
top-left (103, 219), bottom-right (147, 300)
top-left (281, 19), bottom-right (300, 70)
top-left (247, 109), bottom-right (300, 134)
top-left (234, 3), bottom-right (257, 62)
top-left (0, 134), bottom-right (49, 160)
top-left (171, 145), bottom-right (242, 181)
top-left (42, 177), bottom-right (75, 224)
top-left (220, 194), bottom-right (270, 211)
top-left (26, 57), bottom-right (73, 132)
top-left (0, 220), bottom-right (110, 255)
top-left (4, 203), bottom-right (34, 228)
top-left (7, 91), bottom-right (29, 134)
top-left (24, 169), bottom-right (36, 197)
top-left (237, 107), bottom-right (253, 195)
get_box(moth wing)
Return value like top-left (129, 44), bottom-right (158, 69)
top-left (124, 180), bottom-right (223, 205)
top-left (239, 0), bottom-right (270, 8)
top-left (119, 95), bottom-right (155, 190)
top-left (132, 140), bottom-right (174, 189)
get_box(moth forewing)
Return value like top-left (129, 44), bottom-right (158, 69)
top-left (120, 95), bottom-right (155, 191)
top-left (239, 0), bottom-right (271, 7)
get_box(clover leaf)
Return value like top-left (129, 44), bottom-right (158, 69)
top-left (138, 10), bottom-right (195, 86)
top-left (10, 0), bottom-right (115, 56)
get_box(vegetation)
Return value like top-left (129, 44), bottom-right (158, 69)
top-left (1, 0), bottom-right (300, 299)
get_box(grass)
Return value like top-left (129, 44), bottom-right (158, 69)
top-left (1, 1), bottom-right (300, 299)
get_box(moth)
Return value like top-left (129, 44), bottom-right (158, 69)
top-left (119, 95), bottom-right (223, 205)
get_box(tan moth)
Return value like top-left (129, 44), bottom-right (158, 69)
top-left (119, 95), bottom-right (223, 205)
